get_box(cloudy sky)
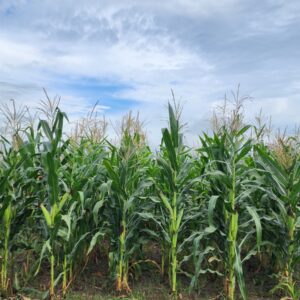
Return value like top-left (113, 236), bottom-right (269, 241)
top-left (0, 0), bottom-right (299, 145)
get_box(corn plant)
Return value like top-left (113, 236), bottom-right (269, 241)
top-left (0, 143), bottom-right (16, 295)
top-left (0, 116), bottom-right (49, 294)
top-left (57, 193), bottom-right (103, 297)
top-left (200, 126), bottom-right (262, 300)
top-left (103, 129), bottom-right (152, 293)
top-left (158, 103), bottom-right (188, 296)
top-left (255, 137), bottom-right (300, 299)
top-left (36, 108), bottom-right (70, 299)
top-left (143, 102), bottom-right (198, 298)
top-left (1, 95), bottom-right (300, 300)
top-left (58, 139), bottom-right (108, 296)
top-left (0, 136), bottom-right (28, 296)
top-left (0, 101), bottom-right (29, 295)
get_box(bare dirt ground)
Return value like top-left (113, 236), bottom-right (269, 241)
top-left (13, 244), bottom-right (277, 300)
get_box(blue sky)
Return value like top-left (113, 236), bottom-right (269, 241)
top-left (0, 0), bottom-right (299, 145)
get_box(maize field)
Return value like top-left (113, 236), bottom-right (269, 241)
top-left (0, 97), bottom-right (300, 300)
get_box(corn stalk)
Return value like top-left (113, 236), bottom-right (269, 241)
top-left (200, 126), bottom-right (262, 300)
top-left (103, 128), bottom-right (152, 293)
top-left (0, 139), bottom-right (23, 296)
top-left (256, 138), bottom-right (300, 299)
top-left (145, 102), bottom-right (196, 298)
top-left (36, 109), bottom-right (69, 299)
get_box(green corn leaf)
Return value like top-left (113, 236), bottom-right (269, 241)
top-left (35, 239), bottom-right (51, 276)
top-left (93, 199), bottom-right (105, 226)
top-left (162, 128), bottom-right (178, 171)
top-left (237, 125), bottom-right (251, 137)
top-left (235, 246), bottom-right (247, 300)
top-left (58, 193), bottom-right (69, 212)
top-left (41, 204), bottom-right (52, 228)
top-left (157, 157), bottom-right (174, 189)
top-left (51, 203), bottom-right (59, 224)
top-left (160, 192), bottom-right (173, 217)
top-left (38, 120), bottom-right (53, 141)
top-left (57, 228), bottom-right (68, 240)
top-left (256, 146), bottom-right (288, 188)
top-left (176, 208), bottom-right (184, 231)
top-left (3, 203), bottom-right (12, 227)
top-left (235, 141), bottom-right (252, 163)
top-left (168, 102), bottom-right (179, 148)
top-left (246, 206), bottom-right (262, 251)
top-left (45, 152), bottom-right (59, 206)
top-left (69, 232), bottom-right (90, 259)
top-left (290, 180), bottom-right (300, 207)
top-left (61, 214), bottom-right (71, 241)
top-left (208, 196), bottom-right (218, 229)
top-left (78, 191), bottom-right (84, 210)
top-left (87, 231), bottom-right (105, 255)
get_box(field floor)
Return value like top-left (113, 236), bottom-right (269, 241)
top-left (64, 247), bottom-right (275, 300)
top-left (20, 263), bottom-right (275, 300)
top-left (64, 261), bottom-right (274, 300)
top-left (66, 275), bottom-right (274, 300)
top-left (15, 246), bottom-right (276, 300)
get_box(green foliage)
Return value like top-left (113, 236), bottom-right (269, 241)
top-left (255, 139), bottom-right (300, 299)
top-left (199, 126), bottom-right (263, 300)
top-left (0, 99), bottom-right (299, 300)
top-left (102, 126), bottom-right (153, 293)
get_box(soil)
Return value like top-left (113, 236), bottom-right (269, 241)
top-left (8, 244), bottom-right (277, 300)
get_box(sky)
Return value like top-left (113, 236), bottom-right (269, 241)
top-left (0, 0), bottom-right (299, 146)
